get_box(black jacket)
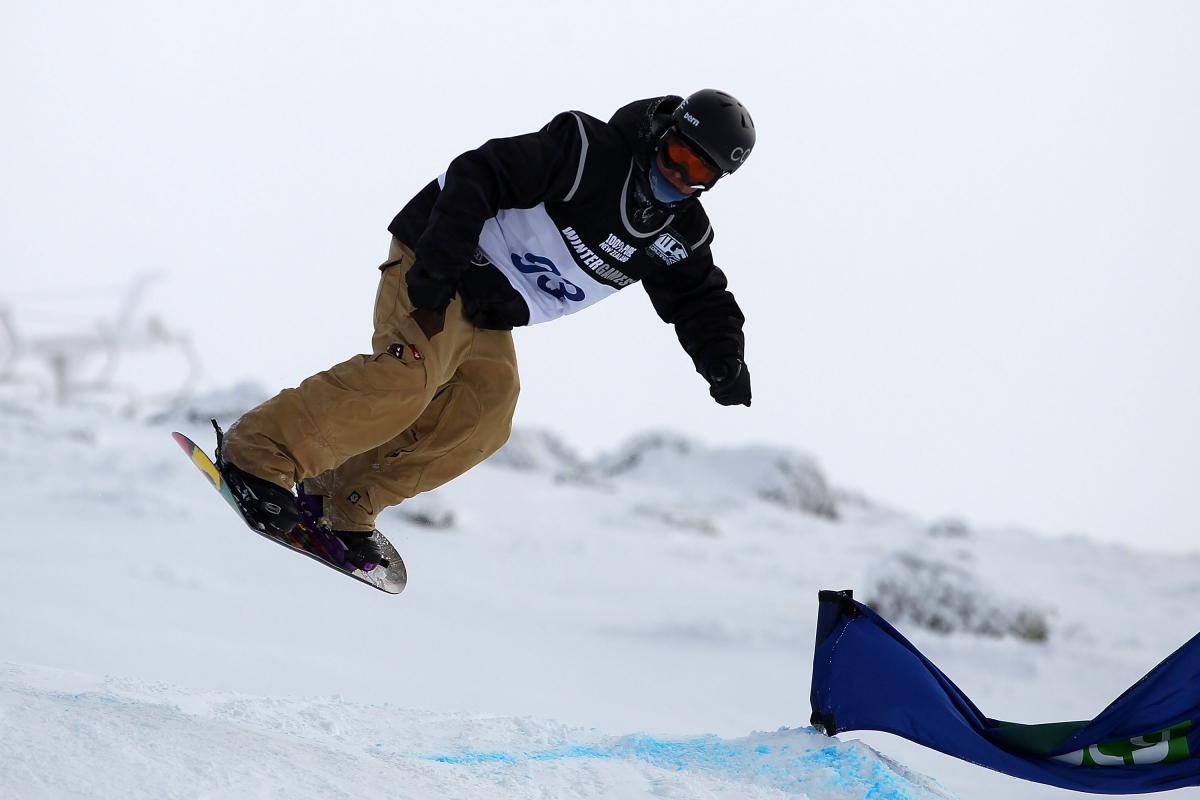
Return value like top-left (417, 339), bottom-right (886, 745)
top-left (388, 96), bottom-right (746, 374)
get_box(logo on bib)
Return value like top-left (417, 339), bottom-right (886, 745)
top-left (511, 253), bottom-right (586, 302)
top-left (648, 232), bottom-right (689, 266)
top-left (599, 233), bottom-right (637, 263)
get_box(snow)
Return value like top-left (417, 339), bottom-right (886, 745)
top-left (0, 663), bottom-right (947, 800)
top-left (3, 396), bottom-right (1200, 798)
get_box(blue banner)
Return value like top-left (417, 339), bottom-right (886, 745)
top-left (809, 590), bottom-right (1200, 794)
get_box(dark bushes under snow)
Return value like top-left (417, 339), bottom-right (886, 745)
top-left (866, 554), bottom-right (1050, 643)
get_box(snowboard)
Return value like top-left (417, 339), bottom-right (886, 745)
top-left (171, 430), bottom-right (407, 594)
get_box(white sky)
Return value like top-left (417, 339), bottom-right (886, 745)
top-left (3, 1), bottom-right (1198, 552)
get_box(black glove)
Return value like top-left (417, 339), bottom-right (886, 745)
top-left (405, 263), bottom-right (456, 327)
top-left (705, 356), bottom-right (752, 407)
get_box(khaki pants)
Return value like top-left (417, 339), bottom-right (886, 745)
top-left (221, 239), bottom-right (520, 531)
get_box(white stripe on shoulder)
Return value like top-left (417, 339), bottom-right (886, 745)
top-left (562, 112), bottom-right (589, 202)
top-left (691, 224), bottom-right (713, 248)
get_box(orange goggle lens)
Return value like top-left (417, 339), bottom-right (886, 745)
top-left (660, 133), bottom-right (721, 188)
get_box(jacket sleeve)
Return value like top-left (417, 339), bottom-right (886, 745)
top-left (641, 234), bottom-right (747, 376)
top-left (406, 112), bottom-right (585, 314)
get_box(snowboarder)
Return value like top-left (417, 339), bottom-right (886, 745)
top-left (216, 90), bottom-right (756, 567)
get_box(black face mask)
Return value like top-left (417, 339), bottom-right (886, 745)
top-left (630, 159), bottom-right (702, 226)
top-left (627, 160), bottom-right (674, 227)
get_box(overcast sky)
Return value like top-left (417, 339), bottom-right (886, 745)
top-left (3, 1), bottom-right (1198, 552)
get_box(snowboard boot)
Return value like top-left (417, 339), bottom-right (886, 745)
top-left (211, 420), bottom-right (300, 536)
top-left (297, 484), bottom-right (389, 571)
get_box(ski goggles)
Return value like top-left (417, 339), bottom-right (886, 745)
top-left (656, 131), bottom-right (723, 190)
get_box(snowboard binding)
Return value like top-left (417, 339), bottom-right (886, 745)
top-left (211, 420), bottom-right (300, 537)
top-left (297, 485), bottom-right (390, 571)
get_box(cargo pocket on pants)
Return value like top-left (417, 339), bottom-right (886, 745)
top-left (373, 261), bottom-right (412, 333)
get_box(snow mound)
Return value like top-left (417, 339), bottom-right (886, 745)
top-left (0, 663), bottom-right (949, 800)
top-left (488, 427), bottom-right (588, 478)
top-left (592, 431), bottom-right (840, 519)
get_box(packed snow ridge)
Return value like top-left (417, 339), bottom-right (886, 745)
top-left (0, 663), bottom-right (947, 800)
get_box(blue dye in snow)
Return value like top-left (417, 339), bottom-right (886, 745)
top-left (428, 751), bottom-right (518, 765)
top-left (423, 732), bottom-right (922, 799)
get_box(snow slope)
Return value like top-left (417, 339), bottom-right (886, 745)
top-left (3, 394), bottom-right (1199, 798)
top-left (0, 663), bottom-right (945, 800)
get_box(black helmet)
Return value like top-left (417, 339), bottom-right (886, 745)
top-left (669, 89), bottom-right (755, 176)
